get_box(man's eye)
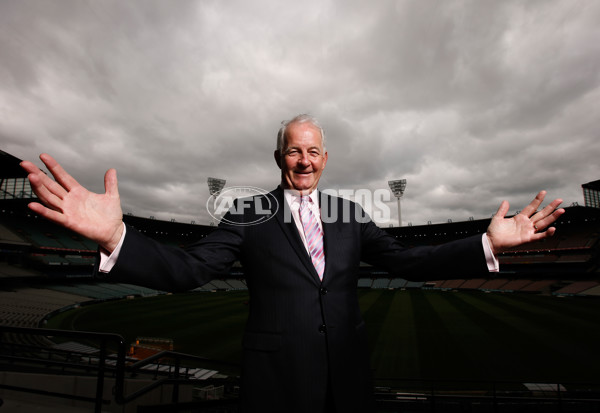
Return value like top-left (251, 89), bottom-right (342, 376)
top-left (287, 150), bottom-right (300, 156)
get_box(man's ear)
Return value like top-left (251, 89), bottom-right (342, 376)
top-left (274, 150), bottom-right (282, 169)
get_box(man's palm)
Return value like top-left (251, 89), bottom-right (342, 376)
top-left (21, 154), bottom-right (124, 252)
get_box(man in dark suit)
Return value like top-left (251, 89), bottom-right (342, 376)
top-left (21, 114), bottom-right (564, 412)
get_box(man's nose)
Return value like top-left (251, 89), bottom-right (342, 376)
top-left (298, 153), bottom-right (310, 166)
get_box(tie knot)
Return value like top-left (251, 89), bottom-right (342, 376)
top-left (300, 196), bottom-right (310, 206)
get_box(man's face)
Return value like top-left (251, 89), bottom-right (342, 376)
top-left (275, 121), bottom-right (328, 195)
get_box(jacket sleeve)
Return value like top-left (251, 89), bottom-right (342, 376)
top-left (359, 211), bottom-right (489, 281)
top-left (95, 220), bottom-right (244, 292)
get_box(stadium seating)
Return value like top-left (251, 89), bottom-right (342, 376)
top-left (498, 279), bottom-right (533, 292)
top-left (358, 278), bottom-right (373, 288)
top-left (438, 279), bottom-right (466, 289)
top-left (479, 279), bottom-right (509, 291)
top-left (0, 288), bottom-right (88, 328)
top-left (519, 280), bottom-right (558, 293)
top-left (579, 284), bottom-right (600, 297)
top-left (553, 281), bottom-right (599, 296)
top-left (372, 278), bottom-right (391, 289)
top-left (389, 278), bottom-right (408, 289)
top-left (458, 279), bottom-right (487, 290)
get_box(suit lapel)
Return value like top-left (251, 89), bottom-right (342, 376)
top-left (272, 187), bottom-right (322, 285)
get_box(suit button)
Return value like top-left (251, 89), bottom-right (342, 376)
top-left (318, 324), bottom-right (327, 334)
top-left (320, 287), bottom-right (328, 295)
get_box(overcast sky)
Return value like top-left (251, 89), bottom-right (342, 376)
top-left (2, 0), bottom-right (598, 226)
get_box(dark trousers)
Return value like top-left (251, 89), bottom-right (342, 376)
top-left (323, 377), bottom-right (336, 412)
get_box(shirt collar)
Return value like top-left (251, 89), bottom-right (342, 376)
top-left (282, 187), bottom-right (319, 207)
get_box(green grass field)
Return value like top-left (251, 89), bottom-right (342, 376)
top-left (47, 289), bottom-right (600, 385)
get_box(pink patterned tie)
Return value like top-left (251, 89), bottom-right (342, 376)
top-left (300, 196), bottom-right (325, 280)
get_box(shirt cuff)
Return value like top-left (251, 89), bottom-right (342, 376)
top-left (482, 233), bottom-right (499, 273)
top-left (98, 223), bottom-right (127, 273)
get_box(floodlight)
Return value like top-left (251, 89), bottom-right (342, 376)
top-left (388, 179), bottom-right (407, 227)
top-left (388, 179), bottom-right (407, 198)
top-left (207, 177), bottom-right (226, 225)
top-left (207, 177), bottom-right (226, 197)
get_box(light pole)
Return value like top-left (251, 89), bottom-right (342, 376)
top-left (388, 179), bottom-right (407, 227)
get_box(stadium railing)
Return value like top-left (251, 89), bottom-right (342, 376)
top-left (0, 325), bottom-right (239, 413)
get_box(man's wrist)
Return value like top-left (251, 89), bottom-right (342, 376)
top-left (98, 223), bottom-right (127, 273)
top-left (482, 233), bottom-right (500, 273)
top-left (101, 221), bottom-right (125, 254)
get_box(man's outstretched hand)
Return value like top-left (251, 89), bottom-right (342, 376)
top-left (20, 154), bottom-right (124, 253)
top-left (486, 190), bottom-right (565, 255)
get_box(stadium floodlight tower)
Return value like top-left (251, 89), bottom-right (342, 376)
top-left (207, 177), bottom-right (226, 221)
top-left (207, 177), bottom-right (226, 198)
top-left (388, 179), bottom-right (407, 227)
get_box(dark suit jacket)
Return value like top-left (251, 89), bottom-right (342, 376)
top-left (102, 187), bottom-right (488, 412)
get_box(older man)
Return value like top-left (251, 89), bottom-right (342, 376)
top-left (21, 114), bottom-right (564, 412)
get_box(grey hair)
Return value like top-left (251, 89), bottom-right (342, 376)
top-left (276, 114), bottom-right (326, 154)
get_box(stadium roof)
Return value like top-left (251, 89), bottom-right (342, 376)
top-left (0, 150), bottom-right (28, 179)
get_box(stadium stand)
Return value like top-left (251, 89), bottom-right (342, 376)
top-left (458, 278), bottom-right (487, 290)
top-left (211, 279), bottom-right (233, 290)
top-left (519, 279), bottom-right (558, 293)
top-left (0, 288), bottom-right (88, 327)
top-left (404, 281), bottom-right (426, 289)
top-left (389, 278), bottom-right (408, 289)
top-left (438, 279), bottom-right (466, 290)
top-left (358, 278), bottom-right (373, 288)
top-left (579, 284), bottom-right (600, 297)
top-left (498, 279), bottom-right (533, 292)
top-left (553, 281), bottom-right (600, 296)
top-left (479, 278), bottom-right (509, 291)
top-left (226, 279), bottom-right (248, 290)
top-left (372, 278), bottom-right (391, 289)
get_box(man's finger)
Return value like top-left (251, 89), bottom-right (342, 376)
top-left (531, 199), bottom-right (564, 223)
top-left (27, 202), bottom-right (67, 226)
top-left (532, 226), bottom-right (557, 240)
top-left (22, 158), bottom-right (70, 199)
top-left (520, 190), bottom-right (546, 217)
top-left (494, 200), bottom-right (510, 220)
top-left (27, 174), bottom-right (64, 210)
top-left (104, 169), bottom-right (120, 198)
top-left (39, 153), bottom-right (80, 192)
top-left (29, 168), bottom-right (70, 200)
top-left (20, 160), bottom-right (41, 175)
top-left (532, 208), bottom-right (565, 231)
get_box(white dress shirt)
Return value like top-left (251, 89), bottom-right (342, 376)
top-left (283, 189), bottom-right (322, 254)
